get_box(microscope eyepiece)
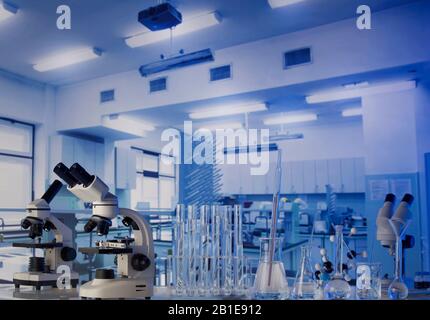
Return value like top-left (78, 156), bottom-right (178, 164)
top-left (385, 193), bottom-right (396, 203)
top-left (41, 180), bottom-right (63, 204)
top-left (69, 163), bottom-right (94, 188)
top-left (54, 163), bottom-right (79, 188)
top-left (401, 193), bottom-right (414, 205)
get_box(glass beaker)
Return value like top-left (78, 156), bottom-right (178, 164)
top-left (292, 245), bottom-right (317, 300)
top-left (356, 262), bottom-right (382, 300)
top-left (253, 237), bottom-right (289, 300)
top-left (324, 225), bottom-right (352, 300)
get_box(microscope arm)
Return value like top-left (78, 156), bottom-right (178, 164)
top-left (120, 208), bottom-right (154, 259)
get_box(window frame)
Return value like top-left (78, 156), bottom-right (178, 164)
top-left (0, 117), bottom-right (35, 207)
top-left (131, 147), bottom-right (176, 210)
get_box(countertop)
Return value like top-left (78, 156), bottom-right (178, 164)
top-left (1, 284), bottom-right (430, 300)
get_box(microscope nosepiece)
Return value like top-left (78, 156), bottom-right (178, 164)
top-left (84, 215), bottom-right (112, 236)
top-left (97, 219), bottom-right (111, 236)
top-left (29, 223), bottom-right (43, 239)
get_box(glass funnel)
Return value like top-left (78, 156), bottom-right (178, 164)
top-left (324, 225), bottom-right (352, 300)
top-left (387, 219), bottom-right (411, 300)
top-left (253, 237), bottom-right (289, 300)
top-left (292, 245), bottom-right (317, 300)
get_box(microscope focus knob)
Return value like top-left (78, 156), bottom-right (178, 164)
top-left (61, 247), bottom-right (77, 262)
top-left (131, 254), bottom-right (151, 271)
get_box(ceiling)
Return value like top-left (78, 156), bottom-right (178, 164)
top-left (0, 0), bottom-right (421, 86)
top-left (124, 61), bottom-right (430, 130)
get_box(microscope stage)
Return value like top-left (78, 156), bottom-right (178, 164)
top-left (79, 247), bottom-right (133, 255)
top-left (12, 242), bottom-right (63, 249)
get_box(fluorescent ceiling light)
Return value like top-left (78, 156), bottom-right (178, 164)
top-left (264, 113), bottom-right (317, 125)
top-left (268, 0), bottom-right (305, 9)
top-left (102, 114), bottom-right (155, 137)
top-left (196, 122), bottom-right (243, 131)
top-left (189, 103), bottom-right (267, 120)
top-left (0, 2), bottom-right (18, 22)
top-left (306, 80), bottom-right (416, 104)
top-left (342, 108), bottom-right (363, 117)
top-left (126, 11), bottom-right (222, 48)
top-left (343, 81), bottom-right (369, 89)
top-left (33, 48), bottom-right (102, 72)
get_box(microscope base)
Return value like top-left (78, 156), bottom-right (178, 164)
top-left (80, 277), bottom-right (153, 299)
top-left (13, 272), bottom-right (79, 290)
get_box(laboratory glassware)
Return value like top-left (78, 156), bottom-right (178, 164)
top-left (256, 150), bottom-right (283, 296)
top-left (198, 205), bottom-right (211, 296)
top-left (186, 205), bottom-right (199, 296)
top-left (233, 205), bottom-right (245, 295)
top-left (387, 219), bottom-right (411, 300)
top-left (173, 204), bottom-right (187, 295)
top-left (253, 237), bottom-right (289, 300)
top-left (324, 225), bottom-right (352, 300)
top-left (292, 245), bottom-right (317, 300)
top-left (356, 262), bottom-right (382, 300)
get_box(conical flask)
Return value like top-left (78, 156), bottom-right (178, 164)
top-left (292, 245), bottom-right (317, 299)
top-left (253, 238), bottom-right (289, 300)
top-left (323, 225), bottom-right (352, 300)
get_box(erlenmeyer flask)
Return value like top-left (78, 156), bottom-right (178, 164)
top-left (253, 238), bottom-right (289, 300)
top-left (292, 245), bottom-right (317, 300)
top-left (324, 225), bottom-right (351, 300)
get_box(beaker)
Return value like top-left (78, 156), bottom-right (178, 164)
top-left (356, 262), bottom-right (382, 300)
top-left (292, 245), bottom-right (317, 300)
top-left (253, 237), bottom-right (289, 300)
top-left (323, 225), bottom-right (352, 300)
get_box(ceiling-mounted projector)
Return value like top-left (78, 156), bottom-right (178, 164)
top-left (138, 2), bottom-right (182, 31)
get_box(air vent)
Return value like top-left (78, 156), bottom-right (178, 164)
top-left (100, 89), bottom-right (115, 103)
top-left (149, 77), bottom-right (167, 93)
top-left (284, 48), bottom-right (312, 68)
top-left (210, 65), bottom-right (231, 82)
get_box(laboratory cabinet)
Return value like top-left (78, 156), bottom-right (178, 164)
top-left (49, 135), bottom-right (105, 183)
top-left (220, 156), bottom-right (365, 195)
top-left (115, 147), bottom-right (137, 190)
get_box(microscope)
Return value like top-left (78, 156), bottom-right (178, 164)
top-left (54, 162), bottom-right (155, 299)
top-left (13, 180), bottom-right (79, 291)
top-left (376, 193), bottom-right (414, 277)
top-left (376, 193), bottom-right (414, 255)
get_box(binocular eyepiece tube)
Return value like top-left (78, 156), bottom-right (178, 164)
top-left (41, 180), bottom-right (63, 204)
top-left (54, 162), bottom-right (95, 188)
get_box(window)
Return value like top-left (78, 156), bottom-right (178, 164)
top-left (131, 148), bottom-right (176, 210)
top-left (0, 118), bottom-right (34, 209)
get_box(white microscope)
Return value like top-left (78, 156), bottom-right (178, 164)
top-left (54, 162), bottom-right (155, 300)
top-left (13, 180), bottom-right (79, 291)
top-left (376, 193), bottom-right (414, 255)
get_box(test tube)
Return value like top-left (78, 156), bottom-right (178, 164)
top-left (221, 206), bottom-right (233, 295)
top-left (199, 205), bottom-right (211, 296)
top-left (173, 204), bottom-right (187, 295)
top-left (233, 205), bottom-right (245, 294)
top-left (187, 205), bottom-right (199, 296)
top-left (211, 205), bottom-right (222, 295)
